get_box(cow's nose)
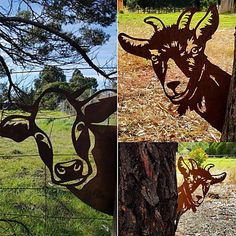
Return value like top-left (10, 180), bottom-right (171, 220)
top-left (167, 81), bottom-right (180, 91)
top-left (55, 160), bottom-right (83, 180)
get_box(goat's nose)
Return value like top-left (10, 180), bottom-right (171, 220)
top-left (167, 81), bottom-right (180, 90)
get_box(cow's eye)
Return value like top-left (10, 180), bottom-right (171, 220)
top-left (77, 122), bottom-right (85, 131)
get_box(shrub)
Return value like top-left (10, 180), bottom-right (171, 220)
top-left (189, 147), bottom-right (208, 167)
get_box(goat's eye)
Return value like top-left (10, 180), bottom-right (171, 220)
top-left (151, 55), bottom-right (158, 62)
top-left (191, 47), bottom-right (200, 54)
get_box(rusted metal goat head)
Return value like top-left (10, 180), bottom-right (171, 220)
top-left (0, 87), bottom-right (117, 215)
top-left (119, 5), bottom-right (231, 131)
top-left (177, 156), bottom-right (226, 215)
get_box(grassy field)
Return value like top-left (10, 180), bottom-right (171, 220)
top-left (118, 11), bottom-right (236, 142)
top-left (119, 12), bottom-right (236, 29)
top-left (0, 110), bottom-right (114, 235)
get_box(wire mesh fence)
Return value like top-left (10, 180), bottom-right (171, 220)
top-left (0, 113), bottom-right (114, 236)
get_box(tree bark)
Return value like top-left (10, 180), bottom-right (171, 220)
top-left (119, 142), bottom-right (178, 236)
top-left (221, 29), bottom-right (236, 141)
top-left (219, 0), bottom-right (235, 13)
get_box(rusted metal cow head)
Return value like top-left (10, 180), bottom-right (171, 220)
top-left (177, 156), bottom-right (226, 215)
top-left (119, 5), bottom-right (231, 131)
top-left (0, 87), bottom-right (117, 215)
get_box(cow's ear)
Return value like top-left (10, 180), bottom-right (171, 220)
top-left (0, 116), bottom-right (31, 142)
top-left (178, 157), bottom-right (190, 177)
top-left (84, 96), bottom-right (117, 123)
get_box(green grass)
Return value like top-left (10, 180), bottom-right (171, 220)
top-left (205, 157), bottom-right (236, 169)
top-left (119, 11), bottom-right (236, 29)
top-left (0, 110), bottom-right (114, 235)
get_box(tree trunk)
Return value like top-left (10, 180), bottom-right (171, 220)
top-left (219, 0), bottom-right (235, 13)
top-left (221, 29), bottom-right (236, 141)
top-left (119, 142), bottom-right (178, 236)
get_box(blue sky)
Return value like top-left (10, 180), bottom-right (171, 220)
top-left (0, 1), bottom-right (117, 89)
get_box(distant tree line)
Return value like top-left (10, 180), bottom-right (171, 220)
top-left (179, 142), bottom-right (236, 157)
top-left (0, 65), bottom-right (98, 110)
top-left (125, 0), bottom-right (219, 12)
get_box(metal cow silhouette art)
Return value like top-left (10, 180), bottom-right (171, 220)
top-left (177, 156), bottom-right (226, 216)
top-left (0, 87), bottom-right (117, 215)
top-left (119, 5), bottom-right (231, 132)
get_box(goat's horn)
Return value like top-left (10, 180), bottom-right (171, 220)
top-left (118, 33), bottom-right (151, 59)
top-left (211, 172), bottom-right (227, 184)
top-left (204, 163), bottom-right (215, 171)
top-left (177, 7), bottom-right (197, 30)
top-left (144, 16), bottom-right (165, 31)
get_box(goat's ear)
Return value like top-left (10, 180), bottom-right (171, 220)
top-left (194, 5), bottom-right (219, 42)
top-left (178, 157), bottom-right (190, 177)
top-left (118, 33), bottom-right (151, 59)
top-left (0, 116), bottom-right (31, 142)
top-left (84, 96), bottom-right (117, 123)
top-left (189, 159), bottom-right (198, 170)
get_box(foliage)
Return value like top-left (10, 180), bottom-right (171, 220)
top-left (189, 147), bottom-right (208, 166)
top-left (126, 0), bottom-right (196, 11)
top-left (0, 0), bottom-right (116, 66)
top-left (125, 0), bottom-right (221, 11)
top-left (178, 143), bottom-right (208, 166)
top-left (0, 0), bottom-right (116, 105)
top-left (34, 65), bottom-right (66, 91)
top-left (207, 142), bottom-right (236, 156)
top-left (33, 65), bottom-right (68, 110)
top-left (201, 0), bottom-right (218, 9)
top-left (69, 69), bottom-right (98, 99)
top-left (0, 83), bottom-right (8, 103)
top-left (178, 142), bottom-right (209, 155)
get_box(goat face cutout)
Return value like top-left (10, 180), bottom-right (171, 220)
top-left (177, 157), bottom-right (226, 215)
top-left (119, 5), bottom-right (231, 131)
top-left (119, 6), bottom-right (218, 103)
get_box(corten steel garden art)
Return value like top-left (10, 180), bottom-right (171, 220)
top-left (0, 86), bottom-right (117, 216)
top-left (118, 5), bottom-right (231, 132)
top-left (177, 157), bottom-right (226, 216)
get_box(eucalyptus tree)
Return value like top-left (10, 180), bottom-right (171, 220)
top-left (0, 0), bottom-right (116, 102)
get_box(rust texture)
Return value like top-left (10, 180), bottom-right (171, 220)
top-left (0, 87), bottom-right (117, 215)
top-left (119, 5), bottom-right (231, 132)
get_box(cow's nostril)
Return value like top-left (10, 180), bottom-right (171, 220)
top-left (57, 166), bottom-right (66, 175)
top-left (167, 81), bottom-right (180, 90)
top-left (74, 163), bottom-right (81, 171)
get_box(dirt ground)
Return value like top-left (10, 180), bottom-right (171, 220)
top-left (118, 29), bottom-right (234, 142)
top-left (176, 183), bottom-right (236, 236)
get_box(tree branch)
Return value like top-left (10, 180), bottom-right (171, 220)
top-left (0, 16), bottom-right (114, 80)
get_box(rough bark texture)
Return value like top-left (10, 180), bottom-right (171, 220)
top-left (219, 0), bottom-right (235, 13)
top-left (221, 29), bottom-right (236, 141)
top-left (119, 142), bottom-right (178, 236)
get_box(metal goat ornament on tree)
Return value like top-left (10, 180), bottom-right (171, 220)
top-left (177, 156), bottom-right (226, 216)
top-left (119, 5), bottom-right (231, 132)
top-left (0, 87), bottom-right (117, 215)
